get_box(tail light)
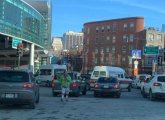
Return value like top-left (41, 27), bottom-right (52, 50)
top-left (52, 83), bottom-right (55, 88)
top-left (114, 84), bottom-right (119, 89)
top-left (153, 82), bottom-right (162, 86)
top-left (72, 83), bottom-right (77, 87)
top-left (94, 84), bottom-right (100, 88)
top-left (90, 79), bottom-right (95, 83)
top-left (23, 83), bottom-right (33, 88)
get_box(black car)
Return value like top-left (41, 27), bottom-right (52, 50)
top-left (93, 76), bottom-right (121, 98)
top-left (79, 74), bottom-right (91, 90)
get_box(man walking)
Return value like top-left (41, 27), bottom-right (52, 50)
top-left (59, 71), bottom-right (71, 101)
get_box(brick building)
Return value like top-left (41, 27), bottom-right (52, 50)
top-left (82, 17), bottom-right (144, 75)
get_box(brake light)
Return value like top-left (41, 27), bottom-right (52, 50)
top-left (90, 79), bottom-right (95, 83)
top-left (72, 83), bottom-right (77, 87)
top-left (94, 84), bottom-right (100, 88)
top-left (153, 82), bottom-right (162, 86)
top-left (114, 84), bottom-right (119, 89)
top-left (52, 83), bottom-right (55, 88)
top-left (23, 83), bottom-right (33, 88)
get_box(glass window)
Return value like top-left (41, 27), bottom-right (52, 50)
top-left (95, 48), bottom-right (98, 53)
top-left (98, 77), bottom-right (118, 83)
top-left (157, 34), bottom-right (162, 42)
top-left (129, 34), bottom-right (134, 42)
top-left (95, 37), bottom-right (98, 44)
top-left (95, 58), bottom-right (98, 64)
top-left (148, 33), bottom-right (154, 42)
top-left (107, 25), bottom-right (110, 32)
top-left (130, 22), bottom-right (135, 30)
top-left (100, 71), bottom-right (106, 77)
top-left (106, 36), bottom-right (110, 41)
top-left (158, 76), bottom-right (165, 82)
top-left (101, 26), bottom-right (104, 32)
top-left (112, 36), bottom-right (116, 43)
top-left (112, 24), bottom-right (117, 32)
top-left (123, 23), bottom-right (127, 31)
top-left (106, 47), bottom-right (109, 52)
top-left (96, 26), bottom-right (99, 33)
top-left (123, 35), bottom-right (128, 42)
top-left (40, 69), bottom-right (51, 75)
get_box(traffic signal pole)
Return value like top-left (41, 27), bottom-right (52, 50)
top-left (18, 53), bottom-right (21, 69)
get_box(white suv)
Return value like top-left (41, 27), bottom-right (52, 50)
top-left (141, 74), bottom-right (165, 101)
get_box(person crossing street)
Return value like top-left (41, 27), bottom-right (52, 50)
top-left (59, 71), bottom-right (71, 102)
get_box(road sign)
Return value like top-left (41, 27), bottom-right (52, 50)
top-left (143, 46), bottom-right (159, 55)
top-left (12, 38), bottom-right (22, 49)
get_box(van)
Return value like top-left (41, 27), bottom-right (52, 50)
top-left (35, 64), bottom-right (67, 86)
top-left (90, 66), bottom-right (132, 91)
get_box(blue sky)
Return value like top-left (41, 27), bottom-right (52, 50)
top-left (51, 0), bottom-right (165, 37)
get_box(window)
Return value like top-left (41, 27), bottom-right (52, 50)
top-left (106, 36), bottom-right (110, 41)
top-left (100, 57), bottom-right (104, 64)
top-left (148, 33), bottom-right (154, 42)
top-left (122, 57), bottom-right (126, 63)
top-left (101, 36), bottom-right (104, 43)
top-left (157, 34), bottom-right (162, 42)
top-left (112, 36), bottom-right (116, 43)
top-left (100, 48), bottom-right (104, 54)
top-left (105, 57), bottom-right (109, 64)
top-left (98, 77), bottom-right (118, 83)
top-left (107, 25), bottom-right (110, 32)
top-left (123, 35), bottom-right (128, 42)
top-left (106, 47), bottom-right (109, 52)
top-left (87, 28), bottom-right (90, 34)
top-left (130, 22), bottom-right (135, 30)
top-left (112, 24), bottom-right (117, 32)
top-left (95, 48), bottom-right (98, 54)
top-left (95, 58), bottom-right (98, 64)
top-left (95, 37), bottom-right (98, 44)
top-left (112, 46), bottom-right (116, 53)
top-left (101, 26), bottom-right (104, 32)
top-left (123, 23), bottom-right (127, 31)
top-left (129, 34), bottom-right (134, 42)
top-left (96, 26), bottom-right (99, 33)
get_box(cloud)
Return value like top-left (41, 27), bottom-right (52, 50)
top-left (103, 0), bottom-right (165, 14)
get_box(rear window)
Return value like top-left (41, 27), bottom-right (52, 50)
top-left (98, 77), bottom-right (118, 83)
top-left (0, 71), bottom-right (29, 82)
top-left (157, 76), bottom-right (165, 82)
top-left (139, 76), bottom-right (146, 80)
top-left (40, 69), bottom-right (51, 75)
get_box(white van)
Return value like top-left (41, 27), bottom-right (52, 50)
top-left (90, 66), bottom-right (132, 91)
top-left (35, 64), bottom-right (67, 86)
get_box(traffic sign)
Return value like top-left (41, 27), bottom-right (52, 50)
top-left (12, 38), bottom-right (22, 49)
top-left (143, 46), bottom-right (159, 55)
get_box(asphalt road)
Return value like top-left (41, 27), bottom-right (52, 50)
top-left (1, 87), bottom-right (165, 120)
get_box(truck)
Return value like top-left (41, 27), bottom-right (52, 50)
top-left (35, 64), bottom-right (67, 87)
top-left (90, 66), bottom-right (132, 92)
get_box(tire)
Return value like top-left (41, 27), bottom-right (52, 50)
top-left (75, 89), bottom-right (80, 97)
top-left (52, 92), bottom-right (58, 97)
top-left (128, 85), bottom-right (131, 92)
top-left (115, 93), bottom-right (121, 98)
top-left (29, 102), bottom-right (35, 109)
top-left (142, 88), bottom-right (147, 98)
top-left (36, 92), bottom-right (40, 103)
top-left (82, 90), bottom-right (86, 95)
top-left (149, 90), bottom-right (155, 101)
top-left (94, 91), bottom-right (98, 97)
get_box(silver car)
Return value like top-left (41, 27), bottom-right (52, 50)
top-left (0, 70), bottom-right (40, 109)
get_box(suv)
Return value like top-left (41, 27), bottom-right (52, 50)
top-left (0, 69), bottom-right (40, 109)
top-left (141, 74), bottom-right (165, 101)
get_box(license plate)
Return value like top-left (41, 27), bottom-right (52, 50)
top-left (103, 85), bottom-right (109, 88)
top-left (6, 94), bottom-right (15, 98)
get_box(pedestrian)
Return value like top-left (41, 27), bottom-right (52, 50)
top-left (59, 71), bottom-right (71, 102)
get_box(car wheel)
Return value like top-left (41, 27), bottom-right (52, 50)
top-left (142, 88), bottom-right (147, 98)
top-left (82, 90), bottom-right (86, 95)
top-left (75, 90), bottom-right (80, 97)
top-left (149, 90), bottom-right (155, 101)
top-left (94, 91), bottom-right (98, 97)
top-left (128, 85), bottom-right (131, 92)
top-left (52, 92), bottom-right (58, 97)
top-left (115, 93), bottom-right (121, 98)
top-left (36, 92), bottom-right (40, 103)
top-left (29, 102), bottom-right (35, 109)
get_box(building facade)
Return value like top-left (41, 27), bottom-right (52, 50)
top-left (62, 31), bottom-right (83, 51)
top-left (82, 17), bottom-right (144, 75)
top-left (142, 27), bottom-right (165, 74)
top-left (0, 0), bottom-right (51, 72)
top-left (51, 37), bottom-right (63, 57)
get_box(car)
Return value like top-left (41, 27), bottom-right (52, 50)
top-left (133, 74), bottom-right (151, 89)
top-left (93, 76), bottom-right (121, 98)
top-left (52, 72), bottom-right (87, 97)
top-left (0, 69), bottom-right (40, 109)
top-left (78, 74), bottom-right (91, 90)
top-left (141, 74), bottom-right (165, 101)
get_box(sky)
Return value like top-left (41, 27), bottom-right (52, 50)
top-left (51, 0), bottom-right (165, 37)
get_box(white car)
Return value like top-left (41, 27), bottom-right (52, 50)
top-left (141, 74), bottom-right (165, 101)
top-left (133, 74), bottom-right (151, 89)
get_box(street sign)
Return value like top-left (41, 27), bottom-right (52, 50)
top-left (143, 46), bottom-right (159, 55)
top-left (12, 38), bottom-right (22, 49)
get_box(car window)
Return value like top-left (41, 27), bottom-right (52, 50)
top-left (40, 69), bottom-right (51, 75)
top-left (98, 77), bottom-right (118, 83)
top-left (100, 71), bottom-right (106, 77)
top-left (93, 71), bottom-right (99, 77)
top-left (0, 71), bottom-right (29, 82)
top-left (157, 76), bottom-right (165, 82)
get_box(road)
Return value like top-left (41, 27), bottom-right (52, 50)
top-left (0, 87), bottom-right (165, 120)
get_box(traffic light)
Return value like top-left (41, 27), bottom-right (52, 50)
top-left (17, 43), bottom-right (23, 56)
top-left (157, 56), bottom-right (162, 66)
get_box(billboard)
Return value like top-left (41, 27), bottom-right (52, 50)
top-left (131, 50), bottom-right (141, 59)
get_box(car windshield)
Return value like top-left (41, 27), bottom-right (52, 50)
top-left (157, 76), bottom-right (165, 82)
top-left (0, 71), bottom-right (29, 82)
top-left (40, 69), bottom-right (51, 75)
top-left (98, 77), bottom-right (118, 83)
